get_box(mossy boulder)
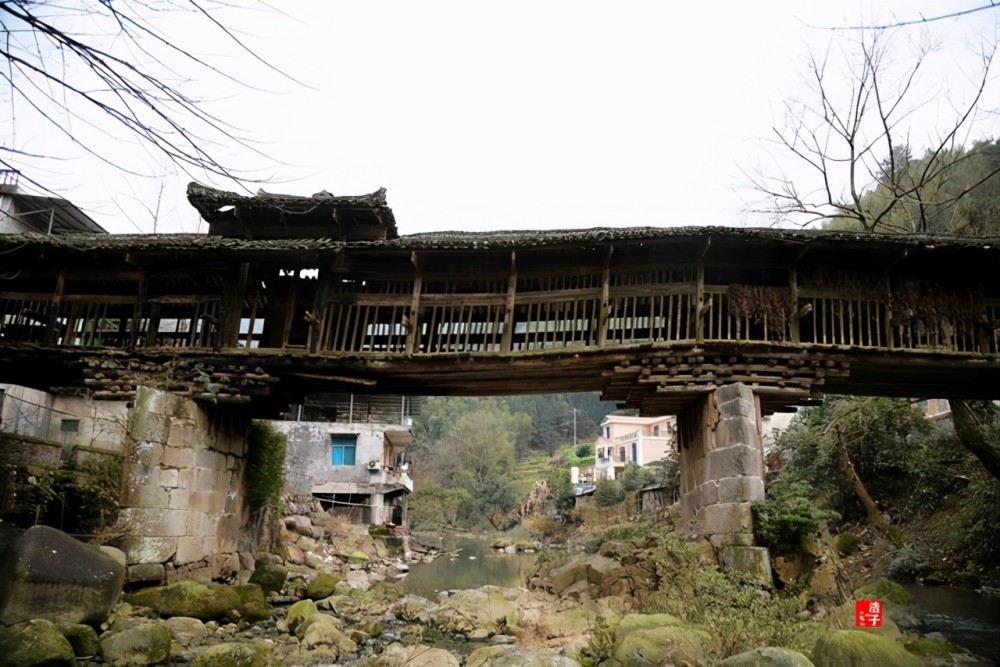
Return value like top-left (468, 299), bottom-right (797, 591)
top-left (127, 580), bottom-right (241, 621)
top-left (717, 647), bottom-right (815, 666)
top-left (812, 630), bottom-right (922, 667)
top-left (99, 621), bottom-right (172, 666)
top-left (613, 613), bottom-right (686, 635)
top-left (247, 556), bottom-right (287, 594)
top-left (190, 641), bottom-right (273, 667)
top-left (428, 587), bottom-right (518, 637)
top-left (376, 642), bottom-right (461, 666)
top-left (852, 578), bottom-right (913, 605)
top-left (234, 584), bottom-right (271, 623)
top-left (286, 598), bottom-right (318, 634)
top-left (305, 572), bottom-right (341, 600)
top-left (835, 532), bottom-right (860, 556)
top-left (537, 609), bottom-right (597, 639)
top-left (0, 619), bottom-right (75, 667)
top-left (56, 622), bottom-right (101, 658)
top-left (347, 551), bottom-right (370, 564)
top-left (903, 636), bottom-right (980, 665)
top-left (609, 624), bottom-right (713, 667)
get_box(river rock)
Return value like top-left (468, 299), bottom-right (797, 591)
top-left (389, 594), bottom-right (434, 623)
top-left (0, 525), bottom-right (125, 625)
top-left (535, 609), bottom-right (597, 639)
top-left (467, 645), bottom-right (581, 666)
top-left (56, 623), bottom-right (101, 658)
top-left (428, 586), bottom-right (518, 637)
top-left (812, 630), bottom-right (922, 667)
top-left (297, 613), bottom-right (356, 653)
top-left (377, 642), bottom-right (460, 667)
top-left (191, 641), bottom-right (273, 667)
top-left (305, 572), bottom-right (341, 599)
top-left (607, 614), bottom-right (712, 667)
top-left (99, 620), bottom-right (172, 666)
top-left (286, 599), bottom-right (318, 634)
top-left (717, 647), bottom-right (815, 666)
top-left (127, 580), bottom-right (241, 621)
top-left (852, 579), bottom-right (921, 633)
top-left (162, 616), bottom-right (210, 643)
top-left (247, 555), bottom-right (287, 594)
top-left (234, 583), bottom-right (271, 623)
top-left (548, 553), bottom-right (630, 598)
top-left (0, 619), bottom-right (75, 667)
top-left (902, 636), bottom-right (985, 665)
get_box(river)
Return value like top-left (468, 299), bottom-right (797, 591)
top-left (902, 583), bottom-right (1000, 661)
top-left (402, 535), bottom-right (538, 599)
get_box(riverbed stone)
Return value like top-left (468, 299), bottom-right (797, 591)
top-left (536, 608), bottom-right (597, 639)
top-left (717, 647), bottom-right (815, 666)
top-left (247, 556), bottom-right (287, 594)
top-left (428, 586), bottom-right (518, 636)
top-left (718, 546), bottom-right (773, 587)
top-left (234, 583), bottom-right (271, 623)
top-left (377, 642), bottom-right (460, 667)
top-left (162, 616), bottom-right (209, 642)
top-left (467, 644), bottom-right (581, 666)
top-left (286, 599), bottom-right (318, 634)
top-left (126, 579), bottom-right (241, 621)
top-left (99, 620), bottom-right (172, 666)
top-left (190, 641), bottom-right (273, 667)
top-left (0, 619), bottom-right (75, 667)
top-left (56, 623), bottom-right (101, 658)
top-left (0, 525), bottom-right (126, 626)
top-left (610, 623), bottom-right (713, 667)
top-left (305, 572), bottom-right (340, 599)
top-left (297, 613), bottom-right (356, 653)
top-left (812, 630), bottom-right (922, 667)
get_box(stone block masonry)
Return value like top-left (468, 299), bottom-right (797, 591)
top-left (679, 383), bottom-right (766, 549)
top-left (119, 386), bottom-right (248, 582)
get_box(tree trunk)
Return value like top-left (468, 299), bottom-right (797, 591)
top-left (835, 443), bottom-right (904, 545)
top-left (950, 398), bottom-right (1000, 482)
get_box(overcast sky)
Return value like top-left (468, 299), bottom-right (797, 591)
top-left (7, 1), bottom-right (1000, 235)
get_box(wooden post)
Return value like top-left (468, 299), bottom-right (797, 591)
top-left (789, 265), bottom-right (800, 344)
top-left (501, 251), bottom-right (517, 353)
top-left (598, 245), bottom-right (613, 348)
top-left (405, 252), bottom-right (423, 355)
top-left (218, 263), bottom-right (248, 349)
top-left (695, 248), bottom-right (706, 344)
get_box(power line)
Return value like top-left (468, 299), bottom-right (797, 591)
top-left (802, 2), bottom-right (998, 31)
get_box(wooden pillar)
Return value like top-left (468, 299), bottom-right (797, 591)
top-left (405, 252), bottom-right (423, 355)
top-left (218, 263), bottom-right (249, 349)
top-left (501, 251), bottom-right (517, 353)
top-left (598, 246), bottom-right (613, 348)
top-left (789, 265), bottom-right (800, 344)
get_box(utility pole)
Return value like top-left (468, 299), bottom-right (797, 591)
top-left (571, 408), bottom-right (579, 448)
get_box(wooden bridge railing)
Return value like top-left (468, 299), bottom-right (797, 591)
top-left (2, 281), bottom-right (998, 358)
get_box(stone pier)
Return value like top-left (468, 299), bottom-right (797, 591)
top-left (118, 387), bottom-right (248, 584)
top-left (678, 383), bottom-right (771, 583)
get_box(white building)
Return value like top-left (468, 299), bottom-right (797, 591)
top-left (594, 412), bottom-right (676, 481)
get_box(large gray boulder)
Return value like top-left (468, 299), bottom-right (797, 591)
top-left (0, 525), bottom-right (125, 626)
top-left (99, 620), bottom-right (172, 666)
top-left (718, 647), bottom-right (815, 666)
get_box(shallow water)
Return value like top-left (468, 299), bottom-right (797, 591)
top-left (402, 535), bottom-right (538, 599)
top-left (902, 582), bottom-right (1000, 661)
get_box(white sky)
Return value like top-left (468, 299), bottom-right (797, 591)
top-left (6, 1), bottom-right (1000, 235)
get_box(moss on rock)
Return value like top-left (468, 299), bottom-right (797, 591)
top-left (812, 630), bottom-right (921, 667)
top-left (0, 619), bottom-right (75, 667)
top-left (851, 579), bottom-right (914, 605)
top-left (286, 599), bottom-right (318, 634)
top-left (191, 641), bottom-right (273, 667)
top-left (127, 580), bottom-right (241, 621)
top-left (717, 647), bottom-right (815, 666)
top-left (99, 621), bottom-right (172, 667)
top-left (306, 572), bottom-right (341, 600)
top-left (56, 623), bottom-right (101, 658)
top-left (610, 624), bottom-right (713, 667)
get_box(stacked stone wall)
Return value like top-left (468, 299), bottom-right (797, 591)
top-left (679, 383), bottom-right (765, 548)
top-left (119, 386), bottom-right (247, 584)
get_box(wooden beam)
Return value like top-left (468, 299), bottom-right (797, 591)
top-left (501, 251), bottom-right (517, 354)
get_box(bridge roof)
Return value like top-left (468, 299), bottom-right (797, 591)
top-left (0, 225), bottom-right (997, 254)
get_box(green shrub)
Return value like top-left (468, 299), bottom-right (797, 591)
top-left (594, 478), bottom-right (626, 507)
top-left (600, 524), bottom-right (651, 543)
top-left (245, 421), bottom-right (286, 513)
top-left (835, 531), bottom-right (860, 556)
top-left (751, 483), bottom-right (839, 555)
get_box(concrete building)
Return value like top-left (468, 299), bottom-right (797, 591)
top-left (0, 170), bottom-right (107, 235)
top-left (594, 412), bottom-right (676, 481)
top-left (269, 394), bottom-right (417, 526)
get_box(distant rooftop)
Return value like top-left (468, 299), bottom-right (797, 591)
top-left (0, 170), bottom-right (106, 235)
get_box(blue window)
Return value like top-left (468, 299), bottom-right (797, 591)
top-left (331, 435), bottom-right (357, 466)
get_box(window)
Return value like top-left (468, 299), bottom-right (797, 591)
top-left (60, 418), bottom-right (80, 433)
top-left (331, 434), bottom-right (357, 466)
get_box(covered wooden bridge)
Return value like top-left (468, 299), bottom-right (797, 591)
top-left (0, 184), bottom-right (998, 416)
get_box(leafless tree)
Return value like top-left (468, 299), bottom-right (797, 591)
top-left (746, 30), bottom-right (998, 233)
top-left (1, 0), bottom-right (295, 193)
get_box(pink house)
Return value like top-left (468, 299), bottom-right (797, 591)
top-left (594, 412), bottom-right (676, 481)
